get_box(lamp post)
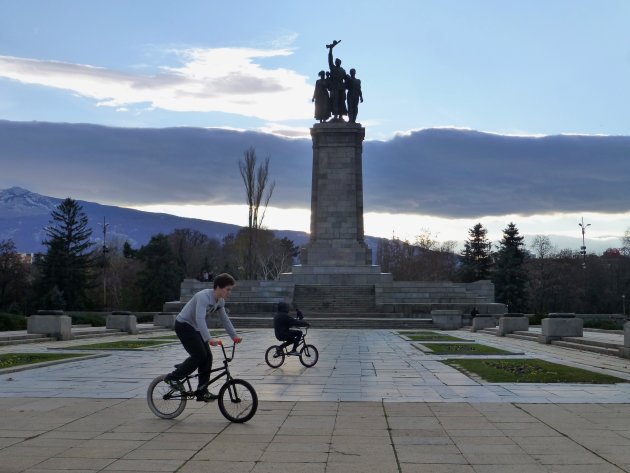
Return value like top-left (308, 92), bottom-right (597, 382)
top-left (578, 217), bottom-right (590, 268)
top-left (623, 294), bottom-right (626, 318)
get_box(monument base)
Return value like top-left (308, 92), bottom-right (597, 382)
top-left (280, 264), bottom-right (393, 285)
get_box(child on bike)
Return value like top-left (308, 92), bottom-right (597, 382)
top-left (273, 302), bottom-right (309, 355)
top-left (165, 273), bottom-right (242, 402)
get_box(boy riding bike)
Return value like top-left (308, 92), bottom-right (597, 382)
top-left (165, 273), bottom-right (242, 402)
top-left (273, 302), bottom-right (309, 355)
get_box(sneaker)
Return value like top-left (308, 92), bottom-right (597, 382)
top-left (164, 376), bottom-right (184, 391)
top-left (196, 389), bottom-right (218, 402)
top-left (287, 350), bottom-right (299, 356)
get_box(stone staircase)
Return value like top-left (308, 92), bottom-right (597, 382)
top-left (223, 313), bottom-right (435, 330)
top-left (293, 284), bottom-right (377, 313)
top-left (213, 284), bottom-right (436, 329)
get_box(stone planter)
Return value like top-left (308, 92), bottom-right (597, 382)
top-left (497, 313), bottom-right (529, 336)
top-left (27, 310), bottom-right (72, 340)
top-left (154, 312), bottom-right (177, 329)
top-left (471, 316), bottom-right (496, 332)
top-left (539, 313), bottom-right (583, 344)
top-left (106, 311), bottom-right (138, 334)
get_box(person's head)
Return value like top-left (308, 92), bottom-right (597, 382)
top-left (318, 70), bottom-right (325, 79)
top-left (277, 302), bottom-right (290, 314)
top-left (350, 68), bottom-right (356, 77)
top-left (335, 58), bottom-right (341, 67)
top-left (213, 273), bottom-right (236, 299)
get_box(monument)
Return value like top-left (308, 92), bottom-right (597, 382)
top-left (168, 40), bottom-right (505, 325)
top-left (286, 40), bottom-right (388, 285)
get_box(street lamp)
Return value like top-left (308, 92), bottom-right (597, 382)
top-left (578, 217), bottom-right (590, 268)
top-left (623, 294), bottom-right (626, 318)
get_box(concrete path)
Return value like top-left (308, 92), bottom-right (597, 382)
top-left (1, 328), bottom-right (629, 472)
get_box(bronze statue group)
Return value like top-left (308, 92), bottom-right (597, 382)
top-left (312, 40), bottom-right (363, 124)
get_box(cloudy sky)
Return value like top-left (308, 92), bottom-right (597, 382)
top-left (1, 1), bottom-right (629, 250)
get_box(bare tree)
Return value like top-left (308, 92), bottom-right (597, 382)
top-left (238, 147), bottom-right (275, 279)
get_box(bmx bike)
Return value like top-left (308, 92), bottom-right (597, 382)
top-left (147, 342), bottom-right (257, 423)
top-left (265, 326), bottom-right (319, 368)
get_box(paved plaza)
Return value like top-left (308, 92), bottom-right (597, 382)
top-left (1, 328), bottom-right (630, 472)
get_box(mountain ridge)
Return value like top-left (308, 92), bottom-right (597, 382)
top-left (0, 187), bottom-right (311, 253)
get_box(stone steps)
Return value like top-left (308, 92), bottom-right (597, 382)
top-left (475, 327), bottom-right (623, 357)
top-left (0, 333), bottom-right (56, 347)
top-left (293, 285), bottom-right (376, 313)
top-left (551, 340), bottom-right (620, 356)
top-left (227, 316), bottom-right (435, 329)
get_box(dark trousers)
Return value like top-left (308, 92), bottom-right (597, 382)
top-left (279, 329), bottom-right (302, 351)
top-left (170, 321), bottom-right (212, 391)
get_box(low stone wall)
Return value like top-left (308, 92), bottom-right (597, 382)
top-left (431, 310), bottom-right (462, 330)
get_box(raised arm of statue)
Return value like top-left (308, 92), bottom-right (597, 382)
top-left (326, 40), bottom-right (340, 69)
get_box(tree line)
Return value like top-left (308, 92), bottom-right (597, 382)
top-left (377, 223), bottom-right (630, 315)
top-left (0, 198), bottom-right (298, 314)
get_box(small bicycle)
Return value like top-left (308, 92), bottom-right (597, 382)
top-left (265, 326), bottom-right (319, 368)
top-left (147, 342), bottom-right (257, 423)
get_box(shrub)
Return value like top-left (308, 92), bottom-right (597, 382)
top-left (70, 313), bottom-right (106, 327)
top-left (0, 313), bottom-right (27, 331)
top-left (583, 319), bottom-right (624, 330)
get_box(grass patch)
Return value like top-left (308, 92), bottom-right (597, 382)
top-left (401, 331), bottom-right (468, 342)
top-left (444, 358), bottom-right (627, 383)
top-left (68, 340), bottom-right (176, 350)
top-left (421, 342), bottom-right (513, 355)
top-left (0, 353), bottom-right (86, 369)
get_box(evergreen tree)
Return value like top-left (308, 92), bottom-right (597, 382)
top-left (459, 223), bottom-right (493, 282)
top-left (38, 198), bottom-right (94, 310)
top-left (0, 239), bottom-right (30, 311)
top-left (492, 222), bottom-right (528, 312)
top-left (135, 234), bottom-right (184, 311)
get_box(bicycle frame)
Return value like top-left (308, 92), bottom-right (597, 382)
top-left (172, 343), bottom-right (237, 397)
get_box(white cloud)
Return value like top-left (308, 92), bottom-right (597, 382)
top-left (0, 48), bottom-right (313, 121)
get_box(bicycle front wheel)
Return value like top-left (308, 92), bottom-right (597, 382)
top-left (265, 345), bottom-right (285, 368)
top-left (218, 379), bottom-right (258, 423)
top-left (299, 344), bottom-right (319, 367)
top-left (147, 375), bottom-right (187, 419)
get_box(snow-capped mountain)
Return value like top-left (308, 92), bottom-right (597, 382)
top-left (0, 187), bottom-right (309, 253)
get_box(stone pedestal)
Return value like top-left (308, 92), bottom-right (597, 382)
top-left (539, 313), bottom-right (583, 344)
top-left (301, 122), bottom-right (373, 268)
top-left (106, 311), bottom-right (138, 334)
top-left (27, 310), bottom-right (72, 341)
top-left (471, 316), bottom-right (496, 332)
top-left (620, 322), bottom-right (630, 358)
top-left (154, 312), bottom-right (177, 329)
top-left (431, 310), bottom-right (462, 330)
top-left (498, 313), bottom-right (529, 336)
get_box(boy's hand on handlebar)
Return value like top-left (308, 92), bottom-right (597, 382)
top-left (209, 339), bottom-right (222, 346)
top-left (233, 336), bottom-right (242, 343)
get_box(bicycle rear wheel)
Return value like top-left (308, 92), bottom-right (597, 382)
top-left (299, 344), bottom-right (319, 367)
top-left (147, 375), bottom-right (187, 419)
top-left (218, 379), bottom-right (258, 423)
top-left (265, 345), bottom-right (285, 368)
